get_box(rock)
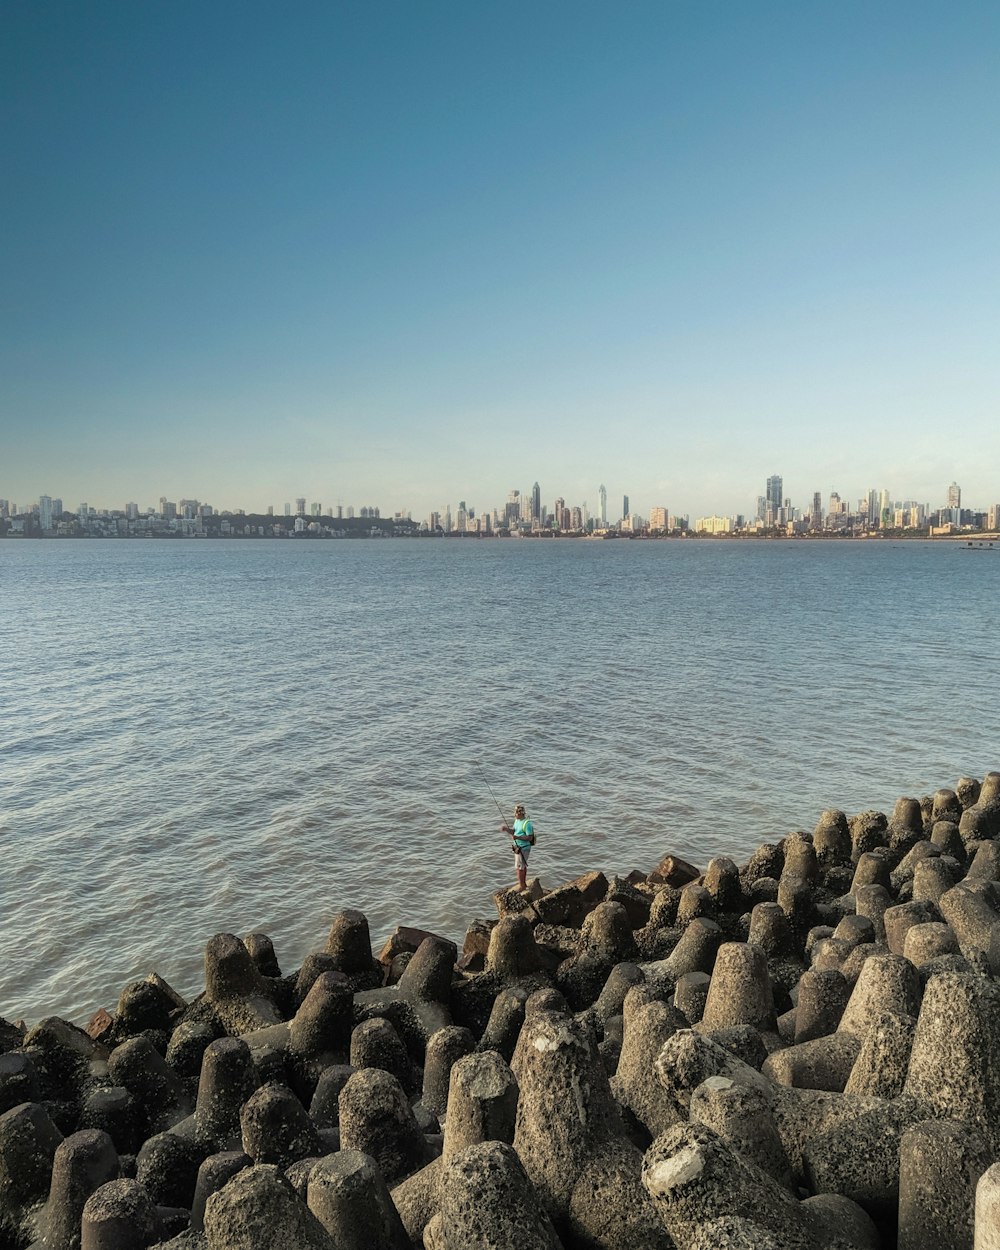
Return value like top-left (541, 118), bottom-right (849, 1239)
top-left (648, 855), bottom-right (700, 887)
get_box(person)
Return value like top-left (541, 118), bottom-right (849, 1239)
top-left (502, 802), bottom-right (535, 891)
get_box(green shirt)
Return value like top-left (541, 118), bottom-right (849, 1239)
top-left (512, 817), bottom-right (534, 850)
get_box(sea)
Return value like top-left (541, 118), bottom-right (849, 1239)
top-left (1, 537), bottom-right (996, 1025)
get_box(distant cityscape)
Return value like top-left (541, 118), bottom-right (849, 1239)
top-left (2, 476), bottom-right (998, 540)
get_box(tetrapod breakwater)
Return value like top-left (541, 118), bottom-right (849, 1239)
top-left (3, 772), bottom-right (1000, 1249)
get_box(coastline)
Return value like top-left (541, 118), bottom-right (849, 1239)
top-left (3, 770), bottom-right (1000, 1245)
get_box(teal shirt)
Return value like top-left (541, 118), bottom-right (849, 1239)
top-left (512, 817), bottom-right (534, 850)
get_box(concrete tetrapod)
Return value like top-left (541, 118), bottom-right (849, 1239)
top-left (641, 1121), bottom-right (821, 1250)
top-left (338, 1067), bottom-right (434, 1186)
top-left (898, 1119), bottom-right (991, 1250)
top-left (0, 1101), bottom-right (63, 1237)
top-left (699, 942), bottom-right (776, 1034)
top-left (511, 1007), bottom-right (671, 1249)
top-left (79, 1178), bottom-right (158, 1250)
top-left (390, 1048), bottom-right (519, 1246)
top-left (423, 1141), bottom-right (563, 1250)
top-left (610, 999), bottom-right (686, 1139)
top-left (33, 1128), bottom-right (119, 1250)
top-left (193, 1037), bottom-right (260, 1148)
top-left (203, 1163), bottom-right (335, 1250)
top-left (420, 1025), bottom-right (475, 1118)
top-left (903, 971), bottom-right (1000, 1153)
top-left (307, 1150), bottom-right (411, 1250)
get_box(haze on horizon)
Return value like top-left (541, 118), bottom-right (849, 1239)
top-left (3, 2), bottom-right (998, 521)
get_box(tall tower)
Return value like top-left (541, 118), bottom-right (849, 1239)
top-left (531, 482), bottom-right (541, 522)
top-left (38, 495), bottom-right (53, 531)
top-left (766, 475), bottom-right (783, 521)
top-left (947, 482), bottom-right (961, 510)
top-left (811, 492), bottom-right (822, 530)
top-left (598, 484), bottom-right (607, 526)
top-left (622, 494), bottom-right (630, 521)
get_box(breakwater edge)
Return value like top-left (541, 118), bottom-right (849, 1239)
top-left (3, 770), bottom-right (1000, 1247)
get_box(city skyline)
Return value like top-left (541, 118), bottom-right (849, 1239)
top-left (4, 4), bottom-right (999, 515)
top-left (5, 472), bottom-right (996, 537)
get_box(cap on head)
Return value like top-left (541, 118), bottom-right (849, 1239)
top-left (514, 804), bottom-right (526, 818)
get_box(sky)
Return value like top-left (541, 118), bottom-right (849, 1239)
top-left (2, 1), bottom-right (999, 520)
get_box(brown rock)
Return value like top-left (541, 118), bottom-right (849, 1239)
top-left (377, 926), bottom-right (451, 967)
top-left (86, 1009), bottom-right (116, 1043)
top-left (462, 919), bottom-right (496, 960)
top-left (648, 855), bottom-right (701, 887)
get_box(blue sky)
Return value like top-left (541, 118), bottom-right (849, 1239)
top-left (3, 1), bottom-right (998, 519)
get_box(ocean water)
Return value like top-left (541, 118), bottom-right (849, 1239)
top-left (1, 537), bottom-right (996, 1024)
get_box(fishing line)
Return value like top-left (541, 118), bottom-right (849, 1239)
top-left (474, 758), bottom-right (510, 826)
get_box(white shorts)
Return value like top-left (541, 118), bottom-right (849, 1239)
top-left (514, 846), bottom-right (530, 871)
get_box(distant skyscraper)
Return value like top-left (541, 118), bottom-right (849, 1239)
top-left (295, 497), bottom-right (306, 516)
top-left (284, 502), bottom-right (291, 517)
top-left (531, 481), bottom-right (541, 522)
top-left (811, 492), bottom-right (822, 530)
top-left (598, 484), bottom-right (607, 527)
top-left (766, 475), bottom-right (782, 521)
top-left (947, 482), bottom-right (961, 510)
top-left (38, 495), bottom-right (53, 531)
top-left (622, 494), bottom-right (630, 521)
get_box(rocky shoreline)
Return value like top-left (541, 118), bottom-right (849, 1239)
top-left (3, 772), bottom-right (1000, 1249)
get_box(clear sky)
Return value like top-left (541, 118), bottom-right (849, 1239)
top-left (3, 1), bottom-right (998, 520)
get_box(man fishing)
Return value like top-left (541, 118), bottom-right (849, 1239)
top-left (501, 803), bottom-right (536, 891)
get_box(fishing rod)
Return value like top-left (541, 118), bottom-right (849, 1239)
top-left (475, 759), bottom-right (511, 827)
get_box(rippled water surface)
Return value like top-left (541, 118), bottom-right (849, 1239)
top-left (1, 538), bottom-right (996, 1022)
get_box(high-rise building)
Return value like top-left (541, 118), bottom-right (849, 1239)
top-left (295, 497), bottom-right (306, 516)
top-left (811, 492), bottom-right (822, 530)
top-left (38, 495), bottom-right (53, 531)
top-left (649, 506), bottom-right (668, 531)
top-left (531, 482), bottom-right (541, 522)
top-left (622, 494), bottom-right (630, 522)
top-left (766, 475), bottom-right (782, 523)
top-left (125, 502), bottom-right (139, 520)
top-left (284, 502), bottom-right (291, 517)
top-left (947, 482), bottom-right (961, 510)
top-left (51, 498), bottom-right (63, 518)
top-left (598, 484), bottom-right (607, 527)
top-left (867, 489), bottom-right (879, 527)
